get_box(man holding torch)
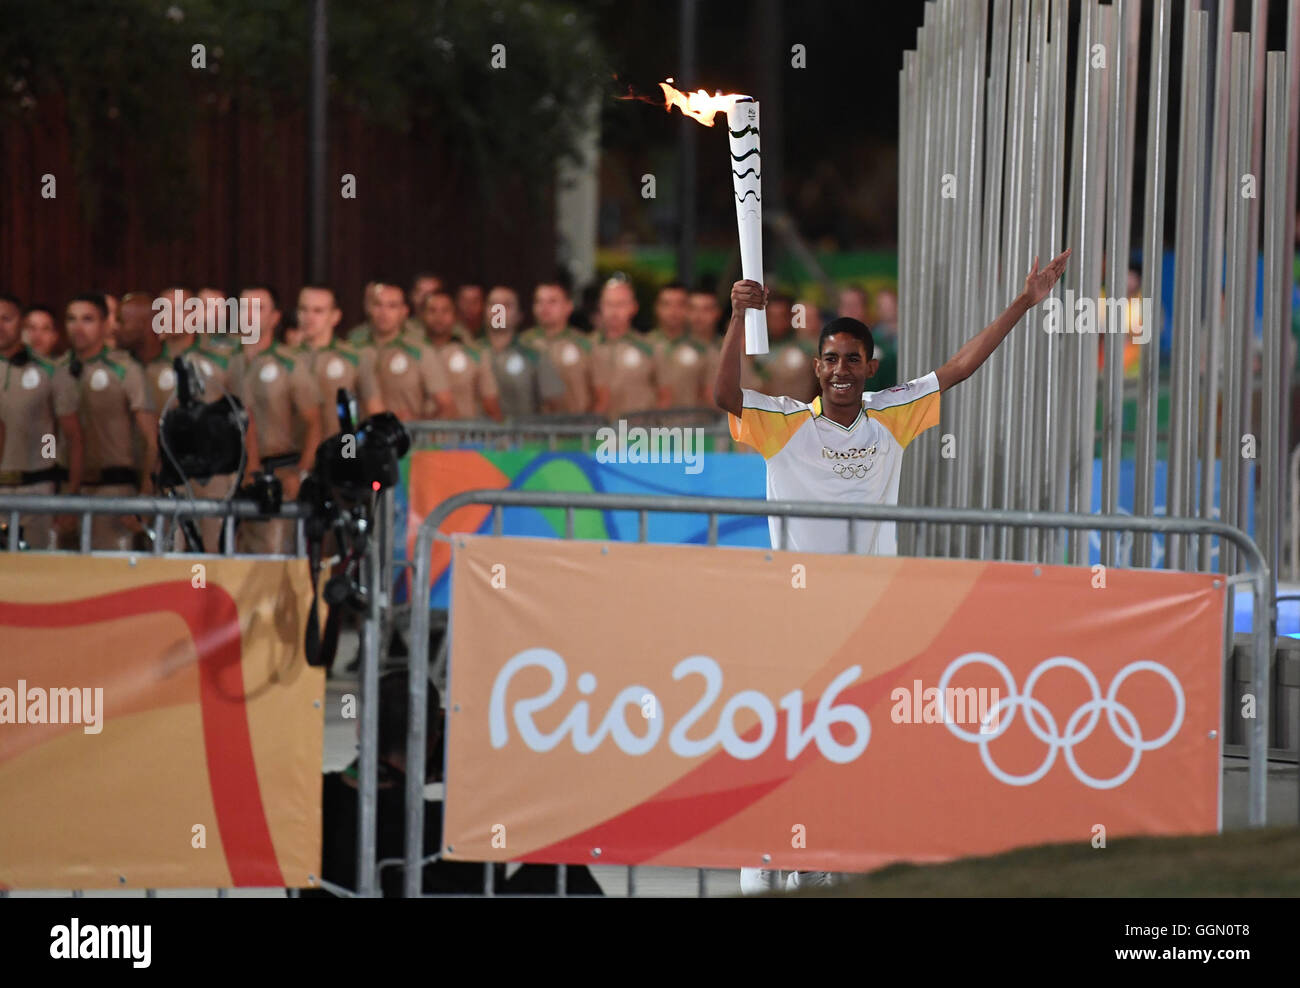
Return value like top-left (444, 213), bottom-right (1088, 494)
top-left (715, 250), bottom-right (1069, 892)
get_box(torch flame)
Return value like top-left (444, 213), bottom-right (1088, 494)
top-left (659, 79), bottom-right (748, 126)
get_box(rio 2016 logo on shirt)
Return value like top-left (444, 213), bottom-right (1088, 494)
top-left (821, 445), bottom-right (877, 461)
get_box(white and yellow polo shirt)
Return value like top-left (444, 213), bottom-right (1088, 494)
top-left (728, 373), bottom-right (941, 555)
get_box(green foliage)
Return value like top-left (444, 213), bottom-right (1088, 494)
top-left (0, 0), bottom-right (609, 238)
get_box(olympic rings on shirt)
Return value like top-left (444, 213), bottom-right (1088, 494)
top-left (831, 462), bottom-right (871, 479)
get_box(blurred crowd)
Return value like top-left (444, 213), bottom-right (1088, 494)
top-left (0, 272), bottom-right (899, 552)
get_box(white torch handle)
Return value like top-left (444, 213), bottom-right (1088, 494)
top-left (728, 99), bottom-right (766, 355)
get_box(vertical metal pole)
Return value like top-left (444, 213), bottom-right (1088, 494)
top-left (913, 10), bottom-right (936, 555)
top-left (1201, 0), bottom-right (1236, 574)
top-left (1134, 0), bottom-right (1173, 568)
top-left (1070, 0), bottom-right (1108, 566)
top-left (978, 0), bottom-right (1012, 561)
top-left (956, 0), bottom-right (988, 560)
top-left (406, 523), bottom-right (435, 896)
top-left (1262, 53), bottom-right (1287, 597)
top-left (1042, 0), bottom-right (1069, 563)
top-left (1100, 0), bottom-right (1135, 567)
top-left (941, 0), bottom-right (972, 559)
top-left (899, 49), bottom-right (919, 556)
top-left (1237, 2), bottom-right (1268, 560)
top-left (1222, 35), bottom-right (1253, 578)
top-left (1169, 10), bottom-right (1207, 572)
top-left (356, 518), bottom-right (382, 897)
top-left (1015, 0), bottom-right (1047, 561)
top-left (934, 0), bottom-right (959, 558)
top-left (1026, 0), bottom-right (1056, 562)
top-left (306, 0), bottom-right (329, 282)
top-left (1282, 3), bottom-right (1299, 587)
top-left (996, 0), bottom-right (1028, 560)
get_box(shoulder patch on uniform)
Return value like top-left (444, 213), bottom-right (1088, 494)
top-left (94, 350), bottom-right (128, 380)
top-left (197, 347), bottom-right (231, 369)
top-left (328, 342), bottom-right (360, 366)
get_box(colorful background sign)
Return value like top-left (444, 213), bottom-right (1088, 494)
top-left (0, 555), bottom-right (323, 889)
top-left (399, 449), bottom-right (1258, 621)
top-left (444, 536), bottom-right (1223, 873)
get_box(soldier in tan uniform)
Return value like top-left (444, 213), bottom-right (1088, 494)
top-left (592, 278), bottom-right (657, 419)
top-left (0, 294), bottom-right (83, 549)
top-left (117, 292), bottom-right (168, 412)
top-left (644, 282), bottom-right (688, 352)
top-left (154, 287), bottom-right (250, 551)
top-left (420, 290), bottom-right (500, 420)
top-left (455, 283), bottom-right (485, 340)
top-left (66, 294), bottom-right (156, 550)
top-left (297, 285), bottom-right (381, 438)
top-left (518, 278), bottom-right (596, 414)
top-left (485, 286), bottom-right (565, 418)
top-left (362, 282), bottom-right (454, 421)
top-left (691, 288), bottom-right (760, 401)
top-left (21, 305), bottom-right (66, 361)
top-left (237, 286), bottom-right (321, 554)
top-left (755, 292), bottom-right (818, 403)
top-left (647, 282), bottom-right (704, 407)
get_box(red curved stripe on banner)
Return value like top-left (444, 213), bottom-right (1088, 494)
top-left (0, 582), bottom-right (283, 886)
top-left (522, 673), bottom-right (903, 865)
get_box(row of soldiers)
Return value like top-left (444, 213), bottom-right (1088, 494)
top-left (0, 274), bottom-right (896, 553)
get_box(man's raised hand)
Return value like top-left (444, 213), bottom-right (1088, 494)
top-left (730, 279), bottom-right (768, 316)
top-left (1023, 248), bottom-right (1072, 306)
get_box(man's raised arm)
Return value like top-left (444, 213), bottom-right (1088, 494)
top-left (713, 279), bottom-right (767, 418)
top-left (935, 248), bottom-right (1071, 394)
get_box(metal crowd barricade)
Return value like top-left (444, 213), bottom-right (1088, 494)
top-left (405, 410), bottom-right (733, 454)
top-left (0, 491), bottom-right (380, 901)
top-left (403, 490), bottom-right (1275, 898)
top-left (407, 415), bottom-right (611, 452)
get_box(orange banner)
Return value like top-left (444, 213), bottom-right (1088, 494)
top-left (444, 537), bottom-right (1224, 873)
top-left (0, 555), bottom-right (323, 889)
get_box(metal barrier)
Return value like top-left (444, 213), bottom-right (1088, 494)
top-left (405, 410), bottom-right (732, 453)
top-left (404, 490), bottom-right (1274, 898)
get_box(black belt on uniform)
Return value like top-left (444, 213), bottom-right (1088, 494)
top-left (261, 451), bottom-right (302, 472)
top-left (0, 467), bottom-right (61, 486)
top-left (90, 466), bottom-right (139, 486)
top-left (20, 467), bottom-right (62, 485)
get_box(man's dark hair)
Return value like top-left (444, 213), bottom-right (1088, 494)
top-left (0, 292), bottom-right (21, 311)
top-left (300, 283), bottom-right (339, 308)
top-left (536, 270), bottom-right (573, 298)
top-left (69, 293), bottom-right (109, 318)
top-left (240, 285), bottom-right (280, 311)
top-left (378, 669), bottom-right (443, 777)
top-left (818, 317), bottom-right (875, 361)
top-left (423, 289), bottom-right (454, 308)
top-left (658, 280), bottom-right (687, 296)
top-left (410, 271), bottom-right (442, 293)
top-left (370, 279), bottom-right (407, 304)
top-left (22, 303), bottom-right (54, 320)
top-left (767, 290), bottom-right (794, 307)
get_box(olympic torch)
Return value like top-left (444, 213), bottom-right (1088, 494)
top-left (659, 82), bottom-right (767, 354)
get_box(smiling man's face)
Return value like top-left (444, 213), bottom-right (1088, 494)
top-left (814, 332), bottom-right (878, 411)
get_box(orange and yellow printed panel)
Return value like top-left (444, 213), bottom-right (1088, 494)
top-left (0, 555), bottom-right (323, 889)
top-left (444, 536), bottom-right (1224, 873)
